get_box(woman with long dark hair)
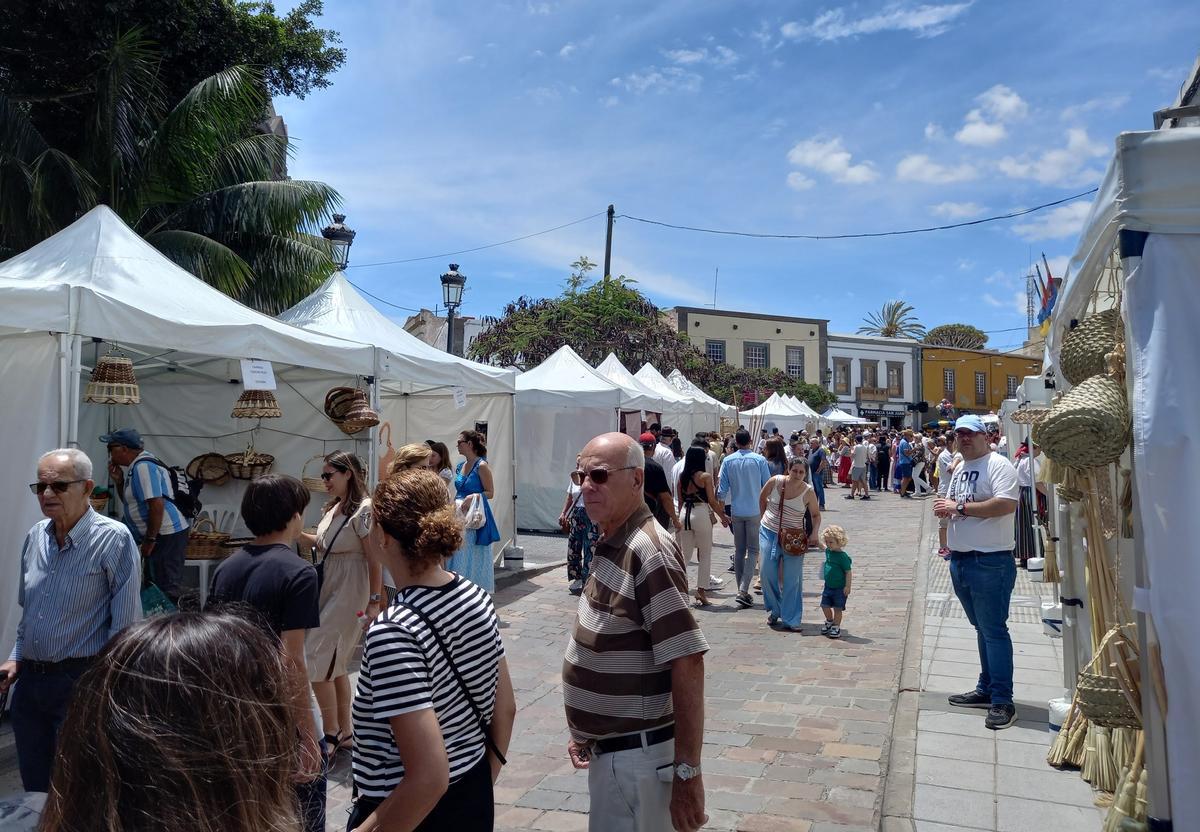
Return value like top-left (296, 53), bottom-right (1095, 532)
top-left (448, 430), bottom-right (501, 593)
top-left (41, 612), bottom-right (300, 832)
top-left (676, 445), bottom-right (729, 606)
top-left (298, 450), bottom-right (384, 757)
top-left (763, 436), bottom-right (787, 476)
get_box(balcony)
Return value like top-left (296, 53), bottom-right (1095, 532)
top-left (857, 386), bottom-right (888, 401)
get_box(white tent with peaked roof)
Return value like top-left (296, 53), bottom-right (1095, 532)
top-left (593, 353), bottom-right (668, 416)
top-left (634, 363), bottom-right (720, 439)
top-left (667, 369), bottom-right (737, 419)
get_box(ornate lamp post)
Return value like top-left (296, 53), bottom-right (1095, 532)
top-left (440, 263), bottom-right (467, 355)
top-left (320, 213), bottom-right (356, 270)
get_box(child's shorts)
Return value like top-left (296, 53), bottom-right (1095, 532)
top-left (821, 586), bottom-right (847, 610)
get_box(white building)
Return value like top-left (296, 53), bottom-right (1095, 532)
top-left (403, 308), bottom-right (488, 357)
top-left (826, 333), bottom-right (922, 428)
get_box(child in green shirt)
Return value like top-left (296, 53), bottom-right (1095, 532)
top-left (820, 525), bottom-right (853, 638)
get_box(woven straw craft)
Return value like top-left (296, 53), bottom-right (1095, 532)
top-left (84, 350), bottom-right (140, 405)
top-left (186, 452), bottom-right (231, 486)
top-left (232, 389), bottom-right (282, 419)
top-left (88, 492), bottom-right (110, 513)
top-left (1076, 625), bottom-right (1142, 729)
top-left (187, 517), bottom-right (232, 560)
top-left (1034, 374), bottom-right (1130, 469)
top-left (324, 386), bottom-right (379, 435)
top-left (1061, 309), bottom-right (1123, 386)
top-left (301, 454), bottom-right (329, 492)
top-left (225, 448), bottom-right (274, 480)
top-left (324, 387), bottom-right (358, 421)
top-left (1010, 408), bottom-right (1050, 425)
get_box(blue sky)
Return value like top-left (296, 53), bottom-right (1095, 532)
top-left (280, 1), bottom-right (1198, 351)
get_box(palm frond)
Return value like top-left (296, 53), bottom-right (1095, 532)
top-left (174, 179), bottom-right (341, 237)
top-left (28, 148), bottom-right (99, 236)
top-left (0, 95), bottom-right (51, 164)
top-left (230, 231), bottom-right (336, 313)
top-left (211, 132), bottom-right (290, 190)
top-left (145, 229), bottom-right (253, 296)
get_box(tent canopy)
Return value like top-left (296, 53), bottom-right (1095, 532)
top-left (0, 206), bottom-right (374, 375)
top-left (516, 345), bottom-right (628, 409)
top-left (635, 363), bottom-right (719, 439)
top-left (823, 406), bottom-right (873, 425)
top-left (594, 353), bottom-right (667, 413)
top-left (667, 369), bottom-right (737, 418)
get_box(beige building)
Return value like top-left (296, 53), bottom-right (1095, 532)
top-left (672, 307), bottom-right (828, 383)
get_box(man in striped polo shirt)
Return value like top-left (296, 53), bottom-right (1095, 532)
top-left (563, 432), bottom-right (709, 832)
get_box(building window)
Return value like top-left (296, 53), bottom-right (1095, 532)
top-left (943, 368), bottom-right (956, 398)
top-left (861, 360), bottom-right (878, 389)
top-left (705, 339), bottom-right (726, 364)
top-left (743, 342), bottom-right (769, 369)
top-left (887, 362), bottom-right (904, 397)
top-left (785, 346), bottom-right (805, 379)
top-left (834, 357), bottom-right (851, 395)
top-left (975, 371), bottom-right (987, 406)
top-left (1006, 374), bottom-right (1019, 399)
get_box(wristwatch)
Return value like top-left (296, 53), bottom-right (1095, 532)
top-left (956, 501), bottom-right (967, 517)
top-left (368, 593), bottom-right (382, 603)
top-left (673, 761), bottom-right (701, 781)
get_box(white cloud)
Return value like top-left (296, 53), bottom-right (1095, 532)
top-left (599, 95), bottom-right (620, 108)
top-left (955, 113), bottom-right (1006, 146)
top-left (457, 55), bottom-right (475, 64)
top-left (931, 201), bottom-right (984, 219)
top-left (665, 48), bottom-right (706, 65)
top-left (761, 117), bottom-right (786, 139)
top-left (780, 2), bottom-right (973, 42)
top-left (954, 84), bottom-right (1026, 146)
top-left (611, 66), bottom-right (703, 94)
top-left (925, 122), bottom-right (945, 140)
top-left (786, 171), bottom-right (816, 191)
top-left (663, 45), bottom-right (739, 68)
top-left (787, 137), bottom-right (879, 184)
top-left (559, 42), bottom-right (577, 58)
top-left (958, 258), bottom-right (977, 272)
top-left (983, 290), bottom-right (1029, 317)
top-left (713, 45), bottom-right (739, 67)
top-left (1012, 201), bottom-right (1092, 241)
top-left (1146, 65), bottom-right (1185, 83)
top-left (526, 1), bottom-right (553, 13)
top-left (977, 84), bottom-right (1028, 121)
top-left (896, 153), bottom-right (977, 183)
top-left (998, 128), bottom-right (1108, 186)
top-left (1061, 94), bottom-right (1130, 121)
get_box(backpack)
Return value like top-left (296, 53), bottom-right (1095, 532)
top-left (134, 456), bottom-right (203, 520)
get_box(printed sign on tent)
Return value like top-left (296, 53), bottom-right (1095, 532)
top-left (452, 386), bottom-right (467, 409)
top-left (239, 359), bottom-right (277, 390)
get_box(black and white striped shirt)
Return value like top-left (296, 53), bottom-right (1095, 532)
top-left (351, 575), bottom-right (504, 798)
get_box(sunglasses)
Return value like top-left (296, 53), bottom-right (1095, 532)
top-left (30, 479), bottom-right (86, 495)
top-left (570, 465), bottom-right (637, 486)
top-left (319, 468), bottom-right (347, 481)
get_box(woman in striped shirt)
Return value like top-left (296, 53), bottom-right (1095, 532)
top-left (758, 457), bottom-right (822, 632)
top-left (349, 469), bottom-right (517, 831)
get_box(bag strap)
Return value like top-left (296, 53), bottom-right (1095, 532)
top-left (394, 600), bottom-right (507, 766)
top-left (316, 511), bottom-right (353, 567)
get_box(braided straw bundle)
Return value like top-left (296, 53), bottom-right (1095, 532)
top-left (1061, 308), bottom-right (1123, 386)
top-left (1034, 374), bottom-right (1130, 469)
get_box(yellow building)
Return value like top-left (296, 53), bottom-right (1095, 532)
top-left (920, 346), bottom-right (1043, 415)
top-left (672, 307), bottom-right (827, 383)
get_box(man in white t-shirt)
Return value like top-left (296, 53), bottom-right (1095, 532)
top-left (847, 435), bottom-right (871, 500)
top-left (654, 428), bottom-right (678, 483)
top-left (934, 433), bottom-right (961, 558)
top-left (933, 415), bottom-right (1020, 731)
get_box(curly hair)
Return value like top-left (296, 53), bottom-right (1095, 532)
top-left (821, 524), bottom-right (849, 551)
top-left (459, 429), bottom-right (487, 456)
top-left (387, 443), bottom-right (433, 478)
top-left (373, 468), bottom-right (463, 568)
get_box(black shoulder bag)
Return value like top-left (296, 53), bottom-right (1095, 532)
top-left (394, 600), bottom-right (507, 766)
top-left (312, 512), bottom-right (352, 594)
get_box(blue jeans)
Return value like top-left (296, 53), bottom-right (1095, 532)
top-left (10, 664), bottom-right (89, 791)
top-left (730, 516), bottom-right (761, 594)
top-left (760, 527), bottom-right (804, 629)
top-left (949, 551), bottom-right (1017, 705)
top-left (811, 475), bottom-right (825, 509)
top-left (868, 462), bottom-right (879, 490)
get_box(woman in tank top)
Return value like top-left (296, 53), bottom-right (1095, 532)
top-left (758, 456), bottom-right (822, 632)
top-left (675, 445), bottom-right (730, 607)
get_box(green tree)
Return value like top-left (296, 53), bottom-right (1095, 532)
top-left (924, 323), bottom-right (988, 350)
top-left (0, 33), bottom-right (341, 312)
top-left (858, 300), bottom-right (926, 339)
top-left (564, 255), bottom-right (597, 294)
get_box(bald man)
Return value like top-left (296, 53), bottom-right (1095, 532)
top-left (562, 433), bottom-right (709, 832)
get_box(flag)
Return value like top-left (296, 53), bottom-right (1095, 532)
top-left (1036, 255), bottom-right (1059, 335)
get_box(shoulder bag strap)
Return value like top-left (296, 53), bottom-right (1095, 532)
top-left (776, 476), bottom-right (787, 532)
top-left (316, 511), bottom-right (353, 566)
top-left (394, 600), bottom-right (507, 766)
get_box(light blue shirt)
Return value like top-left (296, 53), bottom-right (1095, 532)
top-left (10, 508), bottom-right (142, 662)
top-left (717, 449), bottom-right (772, 518)
top-left (121, 451), bottom-right (188, 538)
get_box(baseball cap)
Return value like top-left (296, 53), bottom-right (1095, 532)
top-left (953, 415), bottom-right (986, 434)
top-left (100, 427), bottom-right (144, 449)
top-left (639, 432), bottom-right (657, 445)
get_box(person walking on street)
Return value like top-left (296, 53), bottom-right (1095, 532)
top-left (758, 457), bottom-right (821, 632)
top-left (718, 429), bottom-right (771, 609)
top-left (561, 455), bottom-right (600, 594)
top-left (807, 437), bottom-right (828, 510)
top-left (1, 448), bottom-right (141, 793)
top-left (676, 446), bottom-right (730, 607)
top-left (933, 415), bottom-right (1020, 730)
top-left (896, 430), bottom-right (916, 498)
top-left (875, 434), bottom-right (890, 492)
top-left (653, 427), bottom-right (678, 478)
top-left (641, 433), bottom-right (682, 532)
top-left (848, 435), bottom-right (870, 500)
top-left (565, 433), bottom-right (709, 832)
top-left (448, 430), bottom-right (501, 593)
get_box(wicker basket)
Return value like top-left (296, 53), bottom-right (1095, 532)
top-left (1076, 625), bottom-right (1141, 729)
top-left (89, 493), bottom-right (110, 513)
top-left (84, 350), bottom-right (140, 405)
top-left (225, 448), bottom-right (274, 480)
top-left (1060, 309), bottom-right (1123, 386)
top-left (187, 517), bottom-right (232, 560)
top-left (231, 389), bottom-right (283, 419)
top-left (324, 387), bottom-right (358, 421)
top-left (337, 392), bottom-right (380, 435)
top-left (301, 454), bottom-right (329, 492)
top-left (1034, 375), bottom-right (1130, 469)
top-left (186, 452), bottom-right (232, 486)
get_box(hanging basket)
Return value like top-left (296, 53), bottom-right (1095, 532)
top-left (337, 392), bottom-right (380, 435)
top-left (84, 349), bottom-right (140, 405)
top-left (324, 387), bottom-right (359, 421)
top-left (1034, 375), bottom-right (1130, 469)
top-left (225, 447), bottom-right (274, 480)
top-left (232, 389), bottom-right (282, 419)
top-left (301, 454), bottom-right (329, 492)
top-left (1076, 625), bottom-right (1141, 729)
top-left (89, 490), bottom-right (110, 513)
top-left (187, 517), bottom-right (232, 560)
top-left (186, 452), bottom-right (232, 487)
top-left (1060, 309), bottom-right (1123, 386)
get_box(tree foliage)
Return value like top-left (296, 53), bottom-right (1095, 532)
top-left (469, 262), bottom-right (837, 411)
top-left (0, 33), bottom-right (342, 312)
top-left (924, 323), bottom-right (988, 350)
top-left (857, 300), bottom-right (926, 340)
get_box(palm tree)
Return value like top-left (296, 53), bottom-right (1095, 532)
top-left (858, 300), bottom-right (926, 339)
top-left (0, 30), bottom-right (340, 313)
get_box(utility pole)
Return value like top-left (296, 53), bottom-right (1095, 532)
top-left (712, 267), bottom-right (719, 307)
top-left (603, 204), bottom-right (615, 278)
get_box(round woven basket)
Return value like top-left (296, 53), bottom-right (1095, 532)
top-left (84, 352), bottom-right (141, 405)
top-left (1034, 374), bottom-right (1130, 469)
top-left (1075, 625), bottom-right (1141, 729)
top-left (187, 517), bottom-right (232, 560)
top-left (301, 454), bottom-right (329, 492)
top-left (232, 389), bottom-right (283, 419)
top-left (324, 387), bottom-right (359, 421)
top-left (337, 392), bottom-right (380, 435)
top-left (186, 452), bottom-right (231, 486)
top-left (1060, 309), bottom-right (1123, 386)
top-left (89, 493), bottom-right (110, 513)
top-left (225, 449), bottom-right (274, 480)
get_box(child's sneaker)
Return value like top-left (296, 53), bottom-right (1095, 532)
top-left (820, 620), bottom-right (833, 635)
top-left (827, 625), bottom-right (841, 639)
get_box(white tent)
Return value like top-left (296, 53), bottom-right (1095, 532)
top-left (593, 353), bottom-right (668, 417)
top-left (514, 346), bottom-right (641, 530)
top-left (279, 273), bottom-right (518, 550)
top-left (0, 206), bottom-right (379, 657)
top-left (1044, 127), bottom-right (1200, 827)
top-left (823, 406), bottom-right (873, 426)
top-left (739, 393), bottom-right (813, 436)
top-left (667, 369), bottom-right (737, 420)
top-left (634, 363), bottom-right (719, 439)
top-left (783, 395), bottom-right (826, 425)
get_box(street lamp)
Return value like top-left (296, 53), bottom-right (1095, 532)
top-left (440, 263), bottom-right (467, 356)
top-left (321, 213), bottom-right (356, 271)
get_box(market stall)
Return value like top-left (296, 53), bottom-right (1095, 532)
top-left (739, 392), bottom-right (814, 437)
top-left (593, 353), bottom-right (667, 424)
top-left (822, 406), bottom-right (874, 427)
top-left (666, 369), bottom-right (738, 422)
top-left (634, 363), bottom-right (721, 440)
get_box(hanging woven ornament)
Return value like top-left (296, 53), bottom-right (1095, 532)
top-left (1060, 308), bottom-right (1123, 386)
top-left (84, 348), bottom-right (140, 405)
top-left (231, 389), bottom-right (282, 419)
top-left (1034, 374), bottom-right (1130, 470)
top-left (337, 389), bottom-right (380, 435)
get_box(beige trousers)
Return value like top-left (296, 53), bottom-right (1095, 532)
top-left (676, 505), bottom-right (713, 592)
top-left (587, 738), bottom-right (674, 832)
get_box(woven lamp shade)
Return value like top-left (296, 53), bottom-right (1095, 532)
top-left (84, 351), bottom-right (140, 405)
top-left (231, 389), bottom-right (282, 419)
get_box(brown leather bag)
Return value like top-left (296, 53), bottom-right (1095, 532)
top-left (775, 476), bottom-right (807, 556)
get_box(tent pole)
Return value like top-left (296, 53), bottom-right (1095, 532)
top-left (67, 335), bottom-right (82, 447)
top-left (57, 333), bottom-right (72, 448)
top-left (509, 392), bottom-right (518, 547)
top-left (368, 352), bottom-right (382, 491)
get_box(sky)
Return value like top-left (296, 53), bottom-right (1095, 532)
top-left (279, 1), bottom-right (1199, 352)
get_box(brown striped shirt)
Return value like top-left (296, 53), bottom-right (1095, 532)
top-left (562, 505), bottom-right (709, 740)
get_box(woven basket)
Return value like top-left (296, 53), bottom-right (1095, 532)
top-left (1034, 375), bottom-right (1130, 469)
top-left (187, 517), bottom-right (231, 560)
top-left (324, 387), bottom-right (359, 421)
top-left (84, 351), bottom-right (140, 405)
top-left (337, 392), bottom-right (380, 435)
top-left (1076, 625), bottom-right (1141, 729)
top-left (1010, 408), bottom-right (1049, 426)
top-left (89, 493), bottom-right (110, 513)
top-left (1061, 309), bottom-right (1123, 386)
top-left (225, 448), bottom-right (274, 480)
top-left (232, 389), bottom-right (283, 419)
top-left (301, 454), bottom-right (328, 492)
top-left (186, 452), bottom-right (231, 486)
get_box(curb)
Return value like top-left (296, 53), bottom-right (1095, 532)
top-left (495, 559), bottom-right (566, 592)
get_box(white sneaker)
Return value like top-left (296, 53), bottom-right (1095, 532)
top-left (707, 575), bottom-right (725, 590)
top-left (568, 579), bottom-right (583, 594)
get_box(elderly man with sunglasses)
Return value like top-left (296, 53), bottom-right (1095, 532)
top-left (0, 448), bottom-right (141, 792)
top-left (563, 432), bottom-right (709, 832)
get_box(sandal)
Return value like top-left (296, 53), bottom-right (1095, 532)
top-left (322, 732), bottom-right (342, 756)
top-left (693, 591), bottom-right (709, 607)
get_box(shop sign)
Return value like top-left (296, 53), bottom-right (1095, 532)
top-left (239, 359), bottom-right (276, 390)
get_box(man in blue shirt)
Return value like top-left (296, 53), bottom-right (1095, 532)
top-left (807, 438), bottom-right (828, 510)
top-left (896, 429), bottom-right (915, 498)
top-left (0, 448), bottom-right (141, 792)
top-left (717, 429), bottom-right (771, 609)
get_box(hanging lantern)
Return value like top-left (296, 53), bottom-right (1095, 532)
top-left (84, 348), bottom-right (140, 405)
top-left (231, 389), bottom-right (282, 419)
